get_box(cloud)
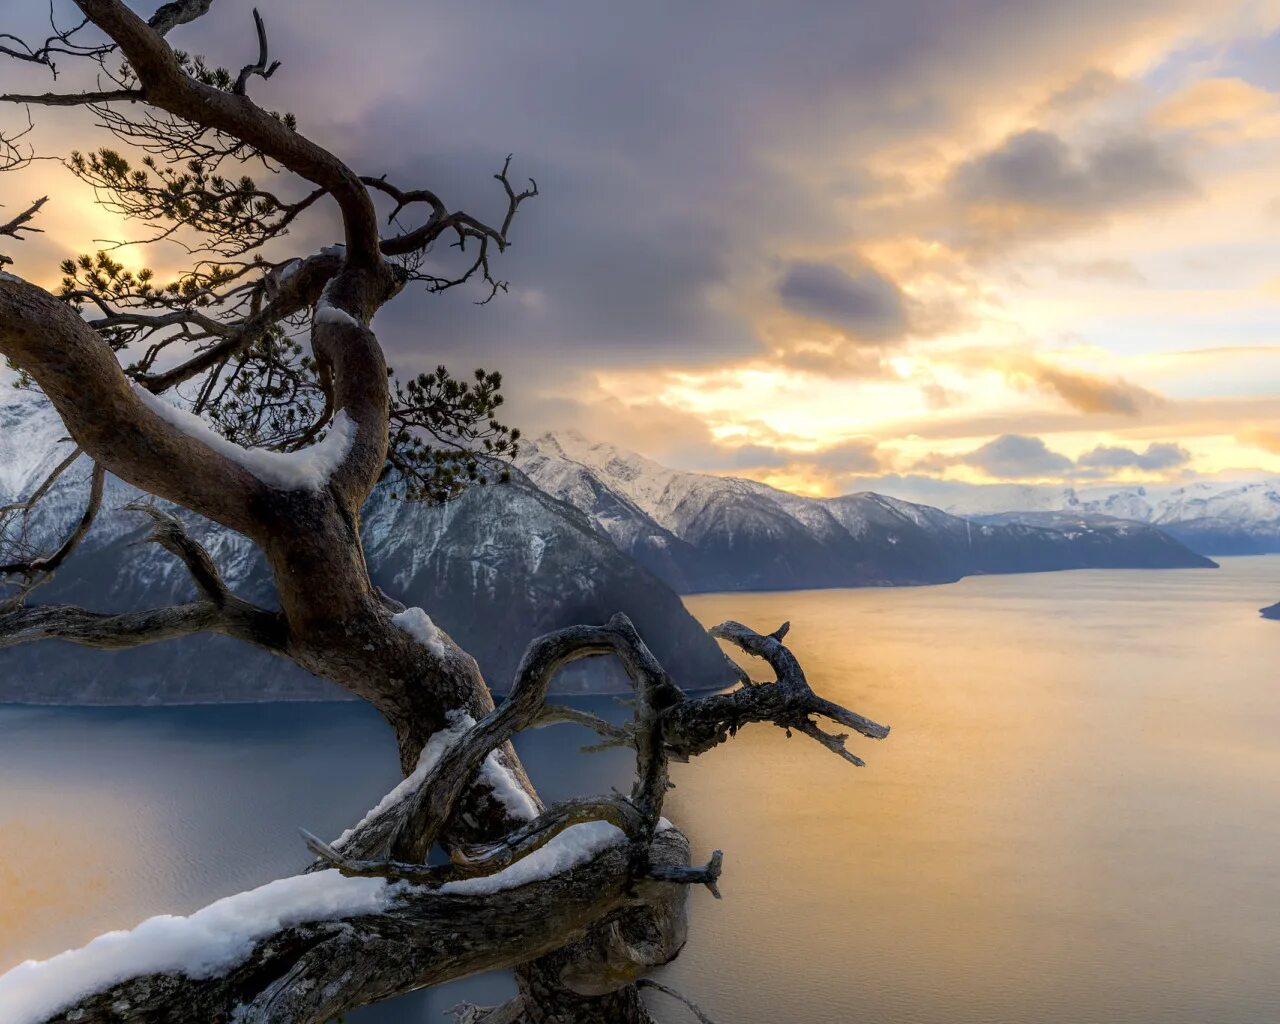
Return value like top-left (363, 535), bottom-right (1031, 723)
top-left (921, 382), bottom-right (954, 410)
top-left (1014, 361), bottom-right (1163, 415)
top-left (684, 436), bottom-right (882, 477)
top-left (947, 128), bottom-right (1192, 238)
top-left (1153, 77), bottom-right (1276, 131)
top-left (700, 444), bottom-right (798, 471)
top-left (914, 434), bottom-right (1195, 483)
top-left (1238, 427), bottom-right (1280, 455)
top-left (7, 0), bottom-right (1268, 485)
top-left (808, 438), bottom-right (883, 473)
top-left (1076, 441), bottom-right (1190, 470)
top-left (1040, 69), bottom-right (1129, 113)
top-left (1052, 257), bottom-right (1148, 285)
top-left (958, 434), bottom-right (1075, 478)
top-left (777, 259), bottom-right (908, 340)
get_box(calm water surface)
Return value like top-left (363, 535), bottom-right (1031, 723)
top-left (3, 558), bottom-right (1280, 1023)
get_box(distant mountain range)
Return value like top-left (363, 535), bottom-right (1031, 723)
top-left (517, 433), bottom-right (1215, 592)
top-left (925, 479), bottom-right (1280, 556)
top-left (0, 390), bottom-right (1217, 704)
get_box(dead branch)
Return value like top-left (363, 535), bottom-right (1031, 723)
top-left (148, 0), bottom-right (215, 38)
top-left (0, 462), bottom-right (104, 582)
top-left (637, 979), bottom-right (720, 1024)
top-left (233, 9), bottom-right (281, 96)
top-left (0, 443), bottom-right (81, 519)
top-left (0, 195), bottom-right (47, 242)
top-left (0, 600), bottom-right (223, 649)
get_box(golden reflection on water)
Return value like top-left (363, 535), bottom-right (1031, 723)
top-left (0, 791), bottom-right (151, 968)
top-left (663, 563), bottom-right (1280, 1024)
top-left (1, 562), bottom-right (1279, 1023)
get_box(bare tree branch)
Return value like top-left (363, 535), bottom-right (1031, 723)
top-left (0, 501), bottom-right (284, 652)
top-left (0, 89), bottom-right (142, 107)
top-left (233, 8), bottom-right (281, 96)
top-left (637, 979), bottom-right (720, 1024)
top-left (0, 462), bottom-right (103, 583)
top-left (148, 0), bottom-right (215, 38)
top-left (0, 194), bottom-right (47, 242)
top-left (0, 600), bottom-right (222, 649)
top-left (0, 277), bottom-right (277, 536)
top-left (0, 443), bottom-right (80, 524)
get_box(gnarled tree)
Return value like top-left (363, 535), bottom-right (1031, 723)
top-left (0, 4), bottom-right (889, 1022)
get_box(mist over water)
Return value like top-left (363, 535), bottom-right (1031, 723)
top-left (3, 558), bottom-right (1279, 1022)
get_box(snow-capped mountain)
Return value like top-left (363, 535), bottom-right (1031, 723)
top-left (935, 478), bottom-right (1280, 556)
top-left (0, 394), bottom-right (738, 704)
top-left (518, 433), bottom-right (1216, 592)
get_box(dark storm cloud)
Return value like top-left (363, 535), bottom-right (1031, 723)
top-left (810, 438), bottom-right (883, 473)
top-left (150, 0), bottom-right (1201, 385)
top-left (1076, 441), bottom-right (1191, 471)
top-left (960, 434), bottom-right (1075, 478)
top-left (950, 129), bottom-right (1193, 216)
top-left (778, 260), bottom-right (908, 340)
top-left (918, 435), bottom-right (1193, 482)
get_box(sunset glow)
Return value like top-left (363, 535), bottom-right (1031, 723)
top-left (5, 0), bottom-right (1280, 497)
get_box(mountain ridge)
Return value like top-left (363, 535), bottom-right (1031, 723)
top-left (929, 477), bottom-right (1280, 555)
top-left (517, 433), bottom-right (1217, 592)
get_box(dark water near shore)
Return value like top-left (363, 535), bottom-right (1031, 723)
top-left (3, 557), bottom-right (1280, 1022)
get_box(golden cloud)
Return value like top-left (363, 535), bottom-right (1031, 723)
top-left (1153, 77), bottom-right (1277, 132)
top-left (1014, 361), bottom-right (1164, 415)
top-left (1238, 426), bottom-right (1280, 455)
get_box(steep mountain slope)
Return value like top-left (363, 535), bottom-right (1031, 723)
top-left (518, 434), bottom-right (1215, 592)
top-left (0, 398), bottom-right (738, 703)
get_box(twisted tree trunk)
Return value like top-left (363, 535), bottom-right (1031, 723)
top-left (0, 3), bottom-right (890, 1020)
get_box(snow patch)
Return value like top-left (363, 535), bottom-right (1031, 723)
top-left (335, 704), bottom-right (536, 850)
top-left (0, 871), bottom-right (406, 1024)
top-left (315, 298), bottom-right (360, 327)
top-left (0, 269), bottom-right (22, 283)
top-left (439, 820), bottom-right (624, 894)
top-left (275, 258), bottom-right (302, 285)
top-left (332, 711), bottom-right (472, 849)
top-left (392, 606), bottom-right (446, 657)
top-left (480, 750), bottom-right (539, 821)
top-left (134, 387), bottom-right (357, 492)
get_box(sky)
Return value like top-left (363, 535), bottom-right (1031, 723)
top-left (6, 0), bottom-right (1280, 498)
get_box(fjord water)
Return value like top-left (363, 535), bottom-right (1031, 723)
top-left (3, 558), bottom-right (1279, 1023)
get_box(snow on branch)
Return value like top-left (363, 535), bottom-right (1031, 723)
top-left (134, 386), bottom-right (357, 492)
top-left (391, 605), bottom-right (446, 657)
top-left (332, 710), bottom-right (474, 851)
top-left (331, 611), bottom-right (884, 893)
top-left (0, 825), bottom-right (695, 1024)
top-left (314, 296), bottom-right (360, 327)
top-left (439, 821), bottom-right (625, 895)
top-left (0, 871), bottom-right (407, 1024)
